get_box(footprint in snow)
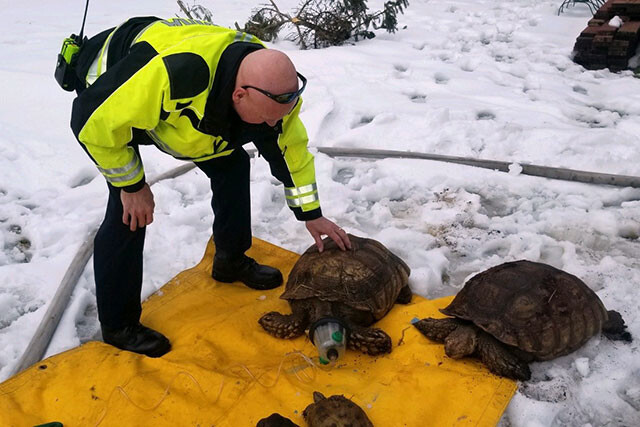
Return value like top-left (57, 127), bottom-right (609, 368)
top-left (572, 85), bottom-right (588, 95)
top-left (493, 54), bottom-right (516, 63)
top-left (409, 93), bottom-right (427, 103)
top-left (460, 58), bottom-right (480, 72)
top-left (2, 224), bottom-right (32, 264)
top-left (351, 115), bottom-right (375, 129)
top-left (333, 167), bottom-right (355, 185)
top-left (434, 73), bottom-right (449, 84)
top-left (476, 111), bottom-right (496, 120)
top-left (68, 166), bottom-right (99, 188)
top-left (393, 64), bottom-right (409, 79)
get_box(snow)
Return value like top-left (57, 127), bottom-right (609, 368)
top-left (574, 357), bottom-right (590, 378)
top-left (1, 0), bottom-right (639, 425)
top-left (609, 16), bottom-right (623, 28)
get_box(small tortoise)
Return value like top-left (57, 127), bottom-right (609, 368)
top-left (303, 392), bottom-right (374, 427)
top-left (259, 234), bottom-right (411, 356)
top-left (414, 260), bottom-right (632, 380)
top-left (256, 391), bottom-right (374, 427)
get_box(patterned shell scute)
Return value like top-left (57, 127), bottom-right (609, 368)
top-left (441, 260), bottom-right (608, 360)
top-left (281, 234), bottom-right (410, 318)
top-left (303, 393), bottom-right (374, 427)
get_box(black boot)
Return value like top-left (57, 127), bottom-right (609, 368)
top-left (212, 254), bottom-right (283, 290)
top-left (101, 323), bottom-right (171, 358)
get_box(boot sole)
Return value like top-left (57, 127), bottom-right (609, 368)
top-left (212, 271), bottom-right (283, 290)
top-left (146, 341), bottom-right (172, 358)
top-left (103, 336), bottom-right (171, 358)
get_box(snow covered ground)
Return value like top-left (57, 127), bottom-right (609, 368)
top-left (1, 0), bottom-right (639, 425)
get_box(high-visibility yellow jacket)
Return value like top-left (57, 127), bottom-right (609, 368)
top-left (71, 17), bottom-right (321, 221)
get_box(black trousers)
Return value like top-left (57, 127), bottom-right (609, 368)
top-left (94, 148), bottom-right (252, 328)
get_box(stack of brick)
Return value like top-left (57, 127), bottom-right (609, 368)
top-left (610, 0), bottom-right (640, 18)
top-left (572, 0), bottom-right (640, 71)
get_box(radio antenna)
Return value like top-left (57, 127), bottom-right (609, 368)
top-left (79, 0), bottom-right (90, 39)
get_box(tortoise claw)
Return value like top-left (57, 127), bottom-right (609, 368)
top-left (348, 327), bottom-right (392, 355)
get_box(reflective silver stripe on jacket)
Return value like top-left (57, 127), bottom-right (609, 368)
top-left (98, 151), bottom-right (143, 183)
top-left (86, 21), bottom-right (154, 86)
top-left (86, 26), bottom-right (119, 85)
top-left (146, 129), bottom-right (186, 158)
top-left (234, 31), bottom-right (252, 42)
top-left (285, 193), bottom-right (319, 207)
top-left (131, 21), bottom-right (156, 45)
top-left (284, 183), bottom-right (317, 197)
top-left (284, 183), bottom-right (319, 207)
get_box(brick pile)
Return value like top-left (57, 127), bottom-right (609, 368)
top-left (572, 0), bottom-right (640, 71)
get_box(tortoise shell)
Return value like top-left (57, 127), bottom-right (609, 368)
top-left (441, 260), bottom-right (608, 360)
top-left (281, 234), bottom-right (410, 320)
top-left (303, 392), bottom-right (374, 427)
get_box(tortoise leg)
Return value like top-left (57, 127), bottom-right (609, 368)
top-left (348, 326), bottom-right (392, 355)
top-left (259, 305), bottom-right (309, 339)
top-left (603, 310), bottom-right (632, 342)
top-left (413, 317), bottom-right (466, 343)
top-left (395, 285), bottom-right (413, 304)
top-left (475, 331), bottom-right (531, 381)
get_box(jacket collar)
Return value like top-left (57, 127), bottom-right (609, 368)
top-left (198, 41), bottom-right (264, 137)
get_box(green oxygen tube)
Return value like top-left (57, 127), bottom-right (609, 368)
top-left (54, 0), bottom-right (90, 91)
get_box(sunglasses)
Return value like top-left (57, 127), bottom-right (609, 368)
top-left (242, 72), bottom-right (307, 104)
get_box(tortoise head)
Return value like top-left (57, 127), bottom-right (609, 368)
top-left (444, 324), bottom-right (479, 359)
top-left (313, 391), bottom-right (326, 403)
top-left (256, 413), bottom-right (299, 427)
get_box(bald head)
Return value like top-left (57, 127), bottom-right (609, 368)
top-left (232, 49), bottom-right (301, 127)
top-left (237, 49), bottom-right (298, 94)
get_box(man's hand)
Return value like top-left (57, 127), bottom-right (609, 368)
top-left (120, 184), bottom-right (155, 231)
top-left (305, 217), bottom-right (352, 252)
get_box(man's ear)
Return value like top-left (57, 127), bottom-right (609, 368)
top-left (232, 87), bottom-right (246, 103)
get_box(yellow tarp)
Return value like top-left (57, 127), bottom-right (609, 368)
top-left (0, 238), bottom-right (516, 426)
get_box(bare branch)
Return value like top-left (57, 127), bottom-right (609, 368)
top-left (177, 0), bottom-right (193, 19)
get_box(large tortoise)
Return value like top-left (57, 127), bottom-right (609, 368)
top-left (414, 260), bottom-right (632, 380)
top-left (257, 391), bottom-right (374, 427)
top-left (259, 234), bottom-right (411, 356)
